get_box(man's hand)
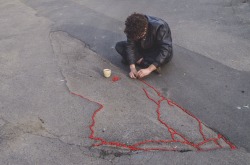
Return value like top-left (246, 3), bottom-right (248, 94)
top-left (129, 64), bottom-right (138, 79)
top-left (137, 68), bottom-right (151, 78)
top-left (137, 64), bottom-right (157, 79)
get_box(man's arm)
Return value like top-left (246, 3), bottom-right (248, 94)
top-left (126, 38), bottom-right (137, 65)
top-left (137, 24), bottom-right (172, 79)
top-left (126, 38), bottom-right (140, 79)
top-left (129, 64), bottom-right (138, 79)
top-left (137, 64), bottom-right (156, 79)
top-left (153, 24), bottom-right (173, 68)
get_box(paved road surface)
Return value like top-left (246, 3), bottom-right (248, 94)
top-left (1, 0), bottom-right (250, 164)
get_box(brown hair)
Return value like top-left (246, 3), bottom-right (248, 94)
top-left (124, 13), bottom-right (148, 40)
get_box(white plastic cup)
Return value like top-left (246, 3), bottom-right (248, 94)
top-left (103, 69), bottom-right (111, 78)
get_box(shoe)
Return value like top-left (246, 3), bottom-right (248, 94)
top-left (154, 67), bottom-right (161, 74)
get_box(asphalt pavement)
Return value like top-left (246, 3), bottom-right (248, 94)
top-left (1, 0), bottom-right (250, 164)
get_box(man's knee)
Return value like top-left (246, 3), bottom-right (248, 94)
top-left (115, 41), bottom-right (126, 55)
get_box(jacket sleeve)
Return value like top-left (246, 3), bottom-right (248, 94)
top-left (126, 38), bottom-right (137, 65)
top-left (153, 24), bottom-right (173, 67)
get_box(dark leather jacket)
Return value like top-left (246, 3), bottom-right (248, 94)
top-left (126, 15), bottom-right (173, 67)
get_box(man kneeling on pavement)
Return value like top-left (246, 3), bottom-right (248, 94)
top-left (115, 13), bottom-right (173, 79)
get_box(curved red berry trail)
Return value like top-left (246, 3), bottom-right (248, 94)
top-left (71, 79), bottom-right (236, 151)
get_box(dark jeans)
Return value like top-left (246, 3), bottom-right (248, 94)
top-left (115, 41), bottom-right (171, 68)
